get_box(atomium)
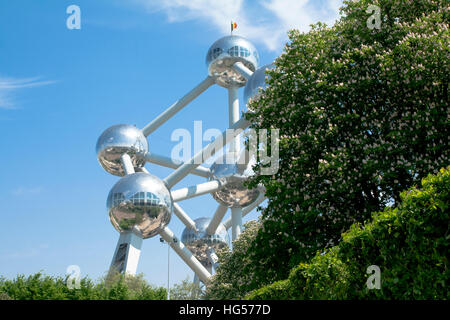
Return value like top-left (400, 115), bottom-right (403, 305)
top-left (209, 151), bottom-right (260, 208)
top-left (181, 217), bottom-right (229, 266)
top-left (96, 32), bottom-right (269, 282)
top-left (206, 35), bottom-right (259, 88)
top-left (96, 124), bottom-right (148, 176)
top-left (107, 172), bottom-right (172, 239)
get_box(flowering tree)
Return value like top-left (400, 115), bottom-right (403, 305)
top-left (242, 0), bottom-right (449, 289)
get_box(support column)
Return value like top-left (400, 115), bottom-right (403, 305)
top-left (193, 274), bottom-right (200, 286)
top-left (207, 248), bottom-right (219, 273)
top-left (193, 274), bottom-right (200, 299)
top-left (231, 207), bottom-right (243, 241)
top-left (206, 265), bottom-right (213, 275)
top-left (109, 231), bottom-right (143, 275)
top-left (228, 86), bottom-right (240, 153)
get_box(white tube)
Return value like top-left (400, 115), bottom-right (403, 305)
top-left (142, 76), bottom-right (216, 136)
top-left (193, 274), bottom-right (199, 286)
top-left (120, 154), bottom-right (135, 175)
top-left (206, 204), bottom-right (228, 235)
top-left (171, 180), bottom-right (225, 202)
top-left (164, 116), bottom-right (250, 188)
top-left (140, 167), bottom-right (149, 174)
top-left (228, 86), bottom-right (240, 153)
top-left (173, 203), bottom-right (197, 231)
top-left (223, 193), bottom-right (267, 229)
top-left (231, 207), bottom-right (243, 240)
top-left (206, 248), bottom-right (219, 272)
top-left (232, 62), bottom-right (254, 80)
top-left (144, 152), bottom-right (211, 178)
top-left (159, 226), bottom-right (211, 283)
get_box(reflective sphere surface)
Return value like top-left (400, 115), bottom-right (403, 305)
top-left (209, 152), bottom-right (260, 208)
top-left (107, 172), bottom-right (172, 239)
top-left (181, 217), bottom-right (229, 266)
top-left (206, 35), bottom-right (259, 88)
top-left (96, 124), bottom-right (148, 176)
top-left (243, 64), bottom-right (274, 109)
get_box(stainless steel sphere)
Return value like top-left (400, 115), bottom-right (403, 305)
top-left (206, 35), bottom-right (259, 88)
top-left (96, 124), bottom-right (148, 176)
top-left (209, 151), bottom-right (260, 208)
top-left (107, 172), bottom-right (172, 239)
top-left (181, 217), bottom-right (229, 267)
top-left (243, 64), bottom-right (274, 108)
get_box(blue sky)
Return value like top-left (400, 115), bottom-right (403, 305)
top-left (0, 0), bottom-right (342, 288)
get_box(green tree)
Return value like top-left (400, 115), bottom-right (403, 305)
top-left (98, 270), bottom-right (167, 300)
top-left (169, 276), bottom-right (203, 300)
top-left (243, 0), bottom-right (449, 290)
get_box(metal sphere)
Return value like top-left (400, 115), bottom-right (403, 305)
top-left (243, 64), bottom-right (274, 108)
top-left (206, 35), bottom-right (259, 88)
top-left (209, 151), bottom-right (260, 208)
top-left (96, 124), bottom-right (148, 176)
top-left (181, 217), bottom-right (229, 266)
top-left (107, 172), bottom-right (172, 239)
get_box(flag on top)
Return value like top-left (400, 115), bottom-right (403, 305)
top-left (231, 21), bottom-right (237, 33)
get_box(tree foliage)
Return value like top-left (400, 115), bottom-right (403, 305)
top-left (243, 0), bottom-right (449, 289)
top-left (169, 276), bottom-right (203, 300)
top-left (246, 167), bottom-right (449, 299)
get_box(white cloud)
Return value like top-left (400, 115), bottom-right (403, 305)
top-left (3, 244), bottom-right (49, 260)
top-left (132, 0), bottom-right (343, 51)
top-left (11, 186), bottom-right (45, 196)
top-left (0, 76), bottom-right (55, 110)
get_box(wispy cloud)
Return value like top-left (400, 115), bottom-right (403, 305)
top-left (132, 0), bottom-right (343, 51)
top-left (2, 244), bottom-right (49, 260)
top-left (11, 186), bottom-right (45, 196)
top-left (0, 76), bottom-right (55, 110)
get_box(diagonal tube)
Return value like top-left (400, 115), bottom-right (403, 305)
top-left (206, 204), bottom-right (228, 235)
top-left (121, 154), bottom-right (135, 175)
top-left (173, 203), bottom-right (197, 232)
top-left (171, 180), bottom-right (225, 202)
top-left (144, 152), bottom-right (211, 178)
top-left (232, 62), bottom-right (254, 80)
top-left (159, 226), bottom-right (211, 283)
top-left (142, 76), bottom-right (216, 136)
top-left (164, 116), bottom-right (250, 188)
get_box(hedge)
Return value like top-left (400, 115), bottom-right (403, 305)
top-left (246, 167), bottom-right (449, 299)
